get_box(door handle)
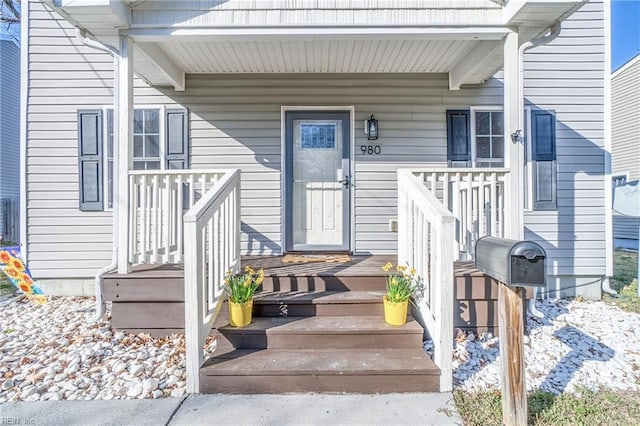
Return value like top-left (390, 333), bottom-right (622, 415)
top-left (338, 176), bottom-right (350, 189)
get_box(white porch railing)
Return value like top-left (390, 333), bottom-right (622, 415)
top-left (398, 169), bottom-right (455, 392)
top-left (184, 169), bottom-right (241, 393)
top-left (128, 170), bottom-right (227, 265)
top-left (411, 168), bottom-right (508, 259)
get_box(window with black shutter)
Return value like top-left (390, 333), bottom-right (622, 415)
top-left (446, 110), bottom-right (470, 165)
top-left (165, 109), bottom-right (189, 169)
top-left (531, 110), bottom-right (557, 210)
top-left (78, 110), bottom-right (103, 211)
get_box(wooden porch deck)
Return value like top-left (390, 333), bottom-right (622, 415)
top-left (103, 255), bottom-right (514, 336)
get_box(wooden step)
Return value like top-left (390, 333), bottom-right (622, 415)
top-left (253, 290), bottom-right (385, 316)
top-left (200, 348), bottom-right (439, 394)
top-left (261, 275), bottom-right (387, 292)
top-left (216, 315), bottom-right (424, 349)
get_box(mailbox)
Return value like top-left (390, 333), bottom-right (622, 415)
top-left (475, 236), bottom-right (547, 287)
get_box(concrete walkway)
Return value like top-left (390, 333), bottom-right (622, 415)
top-left (0, 393), bottom-right (462, 426)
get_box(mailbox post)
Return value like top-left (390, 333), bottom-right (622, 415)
top-left (475, 237), bottom-right (546, 426)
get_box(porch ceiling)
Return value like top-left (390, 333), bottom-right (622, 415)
top-left (46, 0), bottom-right (587, 91)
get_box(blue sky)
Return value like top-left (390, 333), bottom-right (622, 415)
top-left (612, 0), bottom-right (640, 71)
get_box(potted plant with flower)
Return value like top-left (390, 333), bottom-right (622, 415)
top-left (224, 266), bottom-right (264, 327)
top-left (381, 262), bottom-right (418, 326)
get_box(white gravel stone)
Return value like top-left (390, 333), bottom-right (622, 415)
top-left (444, 298), bottom-right (640, 394)
top-left (142, 378), bottom-right (159, 393)
top-left (170, 388), bottom-right (185, 398)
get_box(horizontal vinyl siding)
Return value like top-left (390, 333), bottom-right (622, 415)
top-left (613, 214), bottom-right (640, 241)
top-left (522, 0), bottom-right (606, 276)
top-left (611, 56), bottom-right (640, 181)
top-left (0, 40), bottom-right (20, 202)
top-left (26, 1), bottom-right (116, 278)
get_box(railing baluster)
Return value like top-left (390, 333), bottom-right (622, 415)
top-left (478, 173), bottom-right (486, 239)
top-left (490, 173), bottom-right (497, 237)
top-left (140, 175), bottom-right (149, 263)
top-left (177, 175), bottom-right (184, 264)
top-left (163, 175), bottom-right (171, 263)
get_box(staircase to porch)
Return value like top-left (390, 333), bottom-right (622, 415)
top-left (201, 255), bottom-right (439, 393)
top-left (108, 167), bottom-right (510, 393)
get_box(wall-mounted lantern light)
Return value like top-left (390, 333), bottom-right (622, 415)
top-left (365, 114), bottom-right (379, 140)
top-left (511, 129), bottom-right (522, 143)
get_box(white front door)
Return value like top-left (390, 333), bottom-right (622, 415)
top-left (285, 111), bottom-right (351, 251)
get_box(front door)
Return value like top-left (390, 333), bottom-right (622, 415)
top-left (285, 111), bottom-right (351, 251)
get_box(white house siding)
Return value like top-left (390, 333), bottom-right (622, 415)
top-left (612, 54), bottom-right (640, 182)
top-left (611, 54), bottom-right (640, 244)
top-left (26, 1), bottom-right (116, 277)
top-left (0, 38), bottom-right (21, 242)
top-left (522, 0), bottom-right (607, 295)
top-left (27, 0), bottom-right (607, 295)
top-left (130, 0), bottom-right (502, 27)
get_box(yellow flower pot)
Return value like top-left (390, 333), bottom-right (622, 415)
top-left (229, 300), bottom-right (253, 327)
top-left (383, 296), bottom-right (408, 326)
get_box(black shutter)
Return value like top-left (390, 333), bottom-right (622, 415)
top-left (165, 108), bottom-right (189, 169)
top-left (531, 110), bottom-right (557, 210)
top-left (78, 110), bottom-right (103, 211)
top-left (446, 110), bottom-right (470, 163)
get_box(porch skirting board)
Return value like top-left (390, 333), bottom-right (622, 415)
top-left (37, 279), bottom-right (95, 297)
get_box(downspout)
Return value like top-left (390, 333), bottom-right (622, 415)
top-left (518, 24), bottom-right (562, 318)
top-left (76, 28), bottom-right (120, 322)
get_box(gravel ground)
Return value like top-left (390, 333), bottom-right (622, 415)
top-left (0, 296), bottom-right (216, 403)
top-left (450, 298), bottom-right (640, 394)
top-left (1, 295), bottom-right (639, 402)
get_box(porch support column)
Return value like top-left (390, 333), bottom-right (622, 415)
top-left (503, 31), bottom-right (524, 240)
top-left (117, 36), bottom-right (134, 274)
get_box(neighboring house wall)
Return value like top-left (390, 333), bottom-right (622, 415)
top-left (25, 1), bottom-right (607, 298)
top-left (522, 0), bottom-right (607, 296)
top-left (0, 37), bottom-right (21, 242)
top-left (611, 53), bottom-right (640, 245)
top-left (612, 54), bottom-right (640, 182)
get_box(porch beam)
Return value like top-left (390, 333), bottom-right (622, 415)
top-left (136, 42), bottom-right (186, 91)
top-left (126, 26), bottom-right (512, 42)
top-left (448, 40), bottom-right (502, 90)
top-left (117, 36), bottom-right (134, 274)
top-left (503, 31), bottom-right (524, 240)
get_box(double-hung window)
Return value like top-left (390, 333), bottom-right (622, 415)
top-left (446, 107), bottom-right (557, 211)
top-left (471, 108), bottom-right (504, 167)
top-left (78, 107), bottom-right (189, 211)
top-left (446, 108), bottom-right (505, 167)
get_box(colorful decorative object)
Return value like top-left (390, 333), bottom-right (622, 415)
top-left (0, 246), bottom-right (46, 304)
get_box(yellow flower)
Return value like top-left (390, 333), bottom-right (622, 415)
top-left (4, 266), bottom-right (20, 279)
top-left (11, 258), bottom-right (25, 272)
top-left (256, 269), bottom-right (265, 285)
top-left (245, 266), bottom-right (255, 275)
top-left (0, 251), bottom-right (11, 265)
top-left (396, 265), bottom-right (407, 272)
top-left (19, 282), bottom-right (32, 294)
top-left (382, 262), bottom-right (393, 273)
top-left (409, 268), bottom-right (417, 276)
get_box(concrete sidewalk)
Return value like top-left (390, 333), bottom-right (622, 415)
top-left (0, 393), bottom-right (462, 426)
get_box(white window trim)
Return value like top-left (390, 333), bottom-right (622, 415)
top-left (469, 106), bottom-right (504, 167)
top-left (103, 105), bottom-right (167, 211)
top-left (612, 172), bottom-right (630, 186)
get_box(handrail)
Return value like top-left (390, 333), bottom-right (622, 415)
top-left (184, 169), bottom-right (241, 393)
top-left (397, 169), bottom-right (454, 392)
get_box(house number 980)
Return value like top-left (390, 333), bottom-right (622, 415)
top-left (360, 145), bottom-right (381, 155)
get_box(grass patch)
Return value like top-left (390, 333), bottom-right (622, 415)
top-left (605, 250), bottom-right (639, 313)
top-left (454, 389), bottom-right (640, 425)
